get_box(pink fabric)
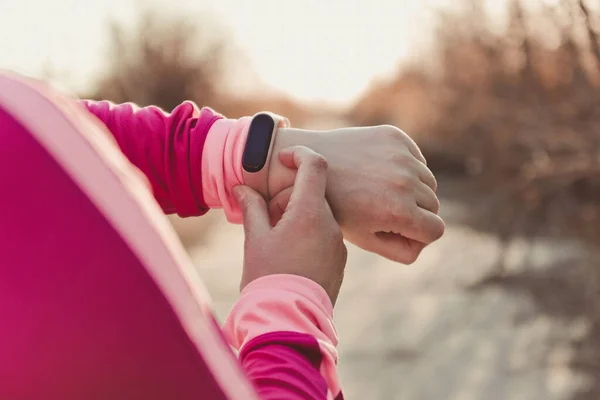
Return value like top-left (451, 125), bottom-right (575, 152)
top-left (0, 74), bottom-right (256, 399)
top-left (81, 100), bottom-right (223, 217)
top-left (223, 275), bottom-right (343, 399)
top-left (82, 100), bottom-right (254, 223)
top-left (0, 72), bottom-right (344, 399)
top-left (202, 117), bottom-right (252, 223)
top-left (200, 114), bottom-right (291, 223)
top-left (1, 109), bottom-right (230, 400)
top-left (239, 332), bottom-right (328, 400)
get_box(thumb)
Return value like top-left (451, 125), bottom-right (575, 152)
top-left (233, 185), bottom-right (270, 236)
top-left (352, 231), bottom-right (425, 265)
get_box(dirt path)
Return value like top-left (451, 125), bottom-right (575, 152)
top-left (183, 199), bottom-right (592, 399)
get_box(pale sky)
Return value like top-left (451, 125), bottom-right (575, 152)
top-left (0, 0), bottom-right (566, 104)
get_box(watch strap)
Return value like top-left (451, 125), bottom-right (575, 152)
top-left (242, 112), bottom-right (289, 201)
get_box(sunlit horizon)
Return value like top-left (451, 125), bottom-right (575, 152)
top-left (0, 0), bottom-right (563, 105)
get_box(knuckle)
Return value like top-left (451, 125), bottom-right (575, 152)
top-left (430, 175), bottom-right (439, 192)
top-left (394, 174), bottom-right (417, 192)
top-left (423, 164), bottom-right (437, 182)
top-left (376, 203), bottom-right (409, 225)
top-left (383, 126), bottom-right (415, 147)
top-left (372, 206), bottom-right (389, 224)
top-left (309, 153), bottom-right (328, 171)
top-left (379, 125), bottom-right (404, 140)
top-left (379, 125), bottom-right (425, 161)
top-left (391, 207), bottom-right (414, 227)
top-left (390, 151), bottom-right (414, 166)
top-left (432, 197), bottom-right (441, 214)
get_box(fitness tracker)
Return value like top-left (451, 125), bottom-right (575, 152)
top-left (242, 112), bottom-right (282, 200)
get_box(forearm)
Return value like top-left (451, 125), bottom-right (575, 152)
top-left (223, 275), bottom-right (343, 400)
top-left (81, 100), bottom-right (310, 224)
top-left (82, 100), bottom-right (255, 222)
top-left (80, 100), bottom-right (221, 216)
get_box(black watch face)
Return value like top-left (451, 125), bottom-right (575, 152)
top-left (242, 113), bottom-right (275, 173)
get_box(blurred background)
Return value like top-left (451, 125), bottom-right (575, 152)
top-left (3, 0), bottom-right (600, 398)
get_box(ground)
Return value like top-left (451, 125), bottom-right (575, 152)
top-left (174, 194), bottom-right (597, 400)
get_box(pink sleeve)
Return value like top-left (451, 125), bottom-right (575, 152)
top-left (81, 100), bottom-right (249, 221)
top-left (223, 275), bottom-right (344, 400)
top-left (200, 118), bottom-right (251, 224)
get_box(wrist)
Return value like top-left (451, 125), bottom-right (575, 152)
top-left (241, 113), bottom-right (290, 200)
top-left (201, 117), bottom-right (251, 223)
top-left (223, 274), bottom-right (336, 351)
top-left (267, 128), bottom-right (322, 199)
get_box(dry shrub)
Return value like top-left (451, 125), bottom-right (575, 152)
top-left (353, 0), bottom-right (600, 242)
top-left (86, 8), bottom-right (332, 125)
top-left (352, 2), bottom-right (600, 392)
top-left (85, 10), bottom-right (228, 111)
top-left (428, 0), bottom-right (600, 249)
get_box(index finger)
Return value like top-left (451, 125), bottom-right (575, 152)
top-left (378, 125), bottom-right (427, 165)
top-left (277, 146), bottom-right (328, 213)
top-left (401, 131), bottom-right (427, 166)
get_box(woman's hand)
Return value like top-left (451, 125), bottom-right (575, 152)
top-left (267, 125), bottom-right (445, 264)
top-left (233, 146), bottom-right (347, 305)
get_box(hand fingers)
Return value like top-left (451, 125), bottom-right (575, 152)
top-left (268, 186), bottom-right (293, 226)
top-left (233, 185), bottom-right (271, 236)
top-left (361, 232), bottom-right (426, 264)
top-left (405, 137), bottom-right (427, 166)
top-left (277, 146), bottom-right (328, 214)
top-left (392, 127), bottom-right (427, 166)
top-left (270, 186), bottom-right (338, 227)
top-left (403, 209), bottom-right (445, 244)
top-left (416, 183), bottom-right (440, 214)
top-left (415, 162), bottom-right (437, 192)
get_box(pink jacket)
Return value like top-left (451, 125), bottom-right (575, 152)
top-left (0, 72), bottom-right (343, 400)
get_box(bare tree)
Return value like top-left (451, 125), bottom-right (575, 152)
top-left (87, 10), bottom-right (229, 111)
top-left (579, 0), bottom-right (600, 69)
